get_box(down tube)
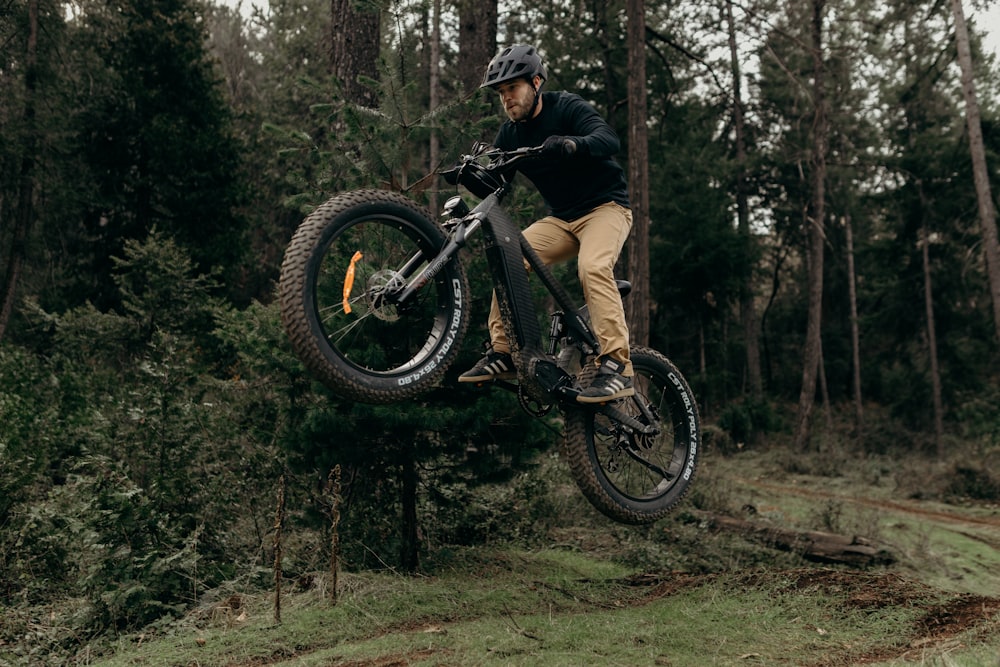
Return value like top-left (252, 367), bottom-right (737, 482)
top-left (480, 205), bottom-right (544, 355)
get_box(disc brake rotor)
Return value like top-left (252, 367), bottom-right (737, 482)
top-left (365, 270), bottom-right (406, 322)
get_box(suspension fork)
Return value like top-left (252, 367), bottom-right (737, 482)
top-left (390, 207), bottom-right (486, 307)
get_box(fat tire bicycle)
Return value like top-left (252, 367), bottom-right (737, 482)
top-left (278, 143), bottom-right (700, 524)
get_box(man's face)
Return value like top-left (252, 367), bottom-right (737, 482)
top-left (496, 77), bottom-right (539, 122)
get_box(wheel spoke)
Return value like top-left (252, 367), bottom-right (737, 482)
top-left (279, 190), bottom-right (469, 403)
top-left (621, 442), bottom-right (672, 480)
top-left (325, 311), bottom-right (375, 344)
top-left (563, 347), bottom-right (699, 524)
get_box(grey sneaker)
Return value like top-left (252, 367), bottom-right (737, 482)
top-left (577, 357), bottom-right (634, 403)
top-left (458, 350), bottom-right (516, 383)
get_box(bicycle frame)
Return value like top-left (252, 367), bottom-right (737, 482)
top-left (391, 185), bottom-right (596, 402)
top-left (277, 142), bottom-right (695, 521)
top-left (465, 191), bottom-right (661, 435)
top-left (388, 147), bottom-right (663, 431)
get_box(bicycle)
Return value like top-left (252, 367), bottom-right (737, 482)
top-left (278, 142), bottom-right (700, 524)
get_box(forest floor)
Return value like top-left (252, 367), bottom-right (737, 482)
top-left (79, 440), bottom-right (1000, 666)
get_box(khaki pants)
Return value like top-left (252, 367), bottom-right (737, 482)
top-left (487, 201), bottom-right (634, 376)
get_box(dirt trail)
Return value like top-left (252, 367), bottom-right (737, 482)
top-left (705, 472), bottom-right (1000, 663)
top-left (734, 476), bottom-right (1000, 528)
top-left (310, 569), bottom-right (1000, 667)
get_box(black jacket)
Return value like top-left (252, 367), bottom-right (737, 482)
top-left (494, 91), bottom-right (630, 221)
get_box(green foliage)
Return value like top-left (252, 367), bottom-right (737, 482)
top-left (952, 381), bottom-right (1000, 444)
top-left (943, 464), bottom-right (1000, 502)
top-left (717, 397), bottom-right (780, 449)
top-left (17, 0), bottom-right (251, 313)
top-left (7, 0), bottom-right (1000, 660)
top-left (64, 455), bottom-right (201, 631)
top-left (0, 347), bottom-right (57, 521)
top-left (1, 234), bottom-right (256, 632)
top-left (272, 385), bottom-right (556, 570)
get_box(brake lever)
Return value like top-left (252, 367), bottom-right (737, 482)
top-left (488, 146), bottom-right (543, 170)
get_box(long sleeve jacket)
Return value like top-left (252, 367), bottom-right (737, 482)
top-left (493, 91), bottom-right (630, 221)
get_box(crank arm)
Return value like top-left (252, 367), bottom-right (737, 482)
top-left (595, 402), bottom-right (661, 436)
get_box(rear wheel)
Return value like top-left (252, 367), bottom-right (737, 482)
top-left (563, 346), bottom-right (700, 524)
top-left (279, 189), bottom-right (470, 404)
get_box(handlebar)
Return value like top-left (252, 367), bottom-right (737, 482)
top-left (471, 139), bottom-right (576, 168)
top-left (441, 141), bottom-right (575, 197)
top-left (464, 144), bottom-right (544, 172)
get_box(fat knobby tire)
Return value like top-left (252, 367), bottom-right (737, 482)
top-left (279, 189), bottom-right (470, 404)
top-left (562, 346), bottom-right (700, 524)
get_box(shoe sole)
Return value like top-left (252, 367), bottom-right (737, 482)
top-left (458, 372), bottom-right (516, 383)
top-left (576, 387), bottom-right (635, 404)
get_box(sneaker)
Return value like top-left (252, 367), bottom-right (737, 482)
top-left (458, 350), bottom-right (516, 383)
top-left (577, 357), bottom-right (634, 403)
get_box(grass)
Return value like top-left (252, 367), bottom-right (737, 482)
top-left (85, 547), bottom-right (1000, 667)
top-left (15, 440), bottom-right (1000, 667)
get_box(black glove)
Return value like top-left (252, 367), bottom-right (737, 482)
top-left (540, 135), bottom-right (578, 159)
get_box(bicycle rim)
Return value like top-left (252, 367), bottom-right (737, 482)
top-left (310, 215), bottom-right (455, 375)
top-left (590, 367), bottom-right (694, 501)
top-left (564, 347), bottom-right (699, 523)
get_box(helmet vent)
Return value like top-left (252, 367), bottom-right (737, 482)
top-left (481, 44), bottom-right (546, 90)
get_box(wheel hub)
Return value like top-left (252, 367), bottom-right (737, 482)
top-left (365, 270), bottom-right (406, 322)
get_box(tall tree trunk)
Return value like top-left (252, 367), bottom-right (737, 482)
top-left (949, 0), bottom-right (1000, 342)
top-left (844, 215), bottom-right (864, 444)
top-left (591, 0), bottom-right (616, 121)
top-left (399, 451), bottom-right (420, 572)
top-left (699, 315), bottom-right (708, 416)
top-left (818, 342), bottom-right (832, 432)
top-left (793, 0), bottom-right (829, 451)
top-left (625, 0), bottom-right (650, 346)
top-left (329, 0), bottom-right (381, 107)
top-left (921, 223), bottom-right (945, 455)
top-left (427, 0), bottom-right (441, 215)
top-left (0, 0), bottom-right (38, 342)
top-left (457, 0), bottom-right (497, 94)
top-left (725, 0), bottom-right (762, 399)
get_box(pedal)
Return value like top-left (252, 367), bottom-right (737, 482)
top-left (531, 359), bottom-right (575, 394)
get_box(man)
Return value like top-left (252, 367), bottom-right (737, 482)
top-left (458, 44), bottom-right (635, 404)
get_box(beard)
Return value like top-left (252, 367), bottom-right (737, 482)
top-left (504, 91), bottom-right (536, 122)
top-left (505, 104), bottom-right (528, 122)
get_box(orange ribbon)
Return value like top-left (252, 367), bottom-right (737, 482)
top-left (343, 251), bottom-right (363, 314)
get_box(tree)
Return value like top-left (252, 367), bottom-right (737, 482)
top-left (67, 0), bottom-right (246, 309)
top-left (843, 215), bottom-right (863, 443)
top-left (858, 0), bottom-right (995, 438)
top-left (207, 0), bottom-right (336, 302)
top-left (0, 0), bottom-right (39, 341)
top-left (949, 0), bottom-right (1000, 342)
top-left (427, 0), bottom-right (442, 213)
top-left (625, 0), bottom-right (651, 346)
top-left (456, 0), bottom-right (497, 94)
top-left (792, 0), bottom-right (830, 450)
top-left (725, 0), bottom-right (763, 399)
top-left (920, 221), bottom-right (945, 453)
top-left (330, 0), bottom-right (381, 106)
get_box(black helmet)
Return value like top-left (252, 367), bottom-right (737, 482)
top-left (480, 44), bottom-right (547, 89)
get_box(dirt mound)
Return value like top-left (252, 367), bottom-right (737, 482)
top-left (616, 568), bottom-right (1000, 667)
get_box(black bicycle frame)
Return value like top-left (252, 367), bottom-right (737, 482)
top-left (393, 188), bottom-right (599, 399)
top-left (389, 183), bottom-right (661, 432)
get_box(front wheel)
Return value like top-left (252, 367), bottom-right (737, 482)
top-left (279, 189), bottom-right (470, 404)
top-left (563, 346), bottom-right (700, 524)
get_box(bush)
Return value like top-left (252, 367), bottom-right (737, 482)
top-left (717, 398), bottom-right (779, 449)
top-left (944, 465), bottom-right (1000, 502)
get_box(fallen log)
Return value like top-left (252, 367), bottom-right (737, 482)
top-left (689, 510), bottom-right (896, 567)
